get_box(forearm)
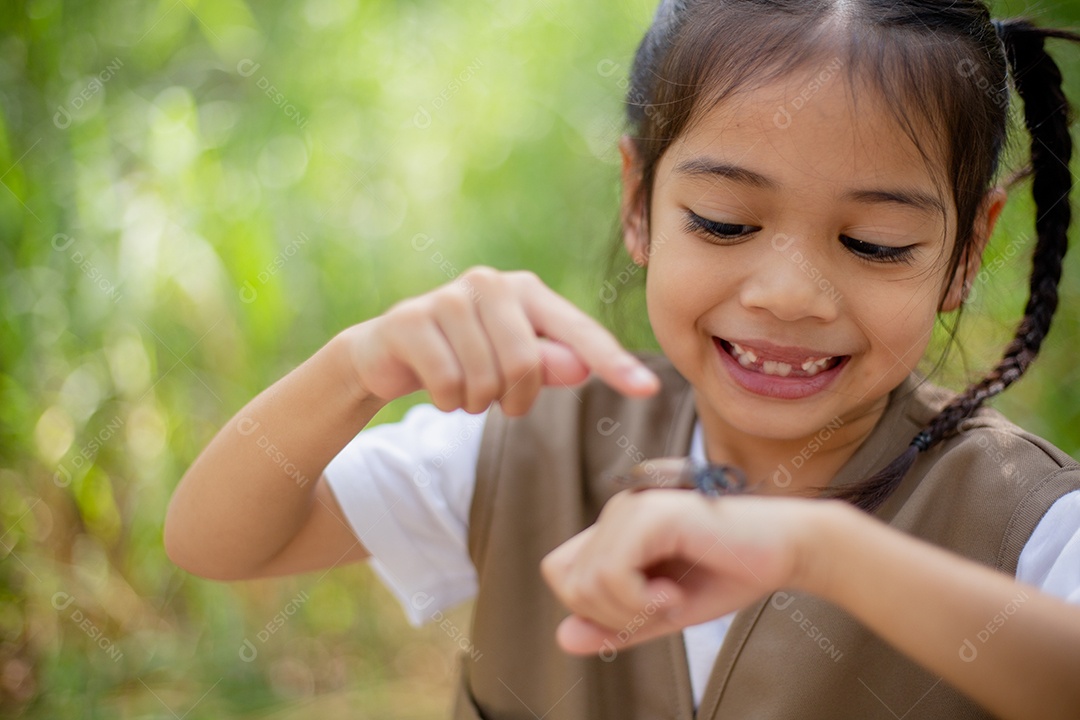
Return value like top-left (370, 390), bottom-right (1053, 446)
top-left (805, 502), bottom-right (1080, 720)
top-left (165, 329), bottom-right (385, 579)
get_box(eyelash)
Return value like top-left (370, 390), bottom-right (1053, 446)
top-left (680, 211), bottom-right (916, 265)
top-left (840, 236), bottom-right (916, 264)
top-left (680, 213), bottom-right (756, 243)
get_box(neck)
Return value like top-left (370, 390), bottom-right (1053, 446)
top-left (693, 393), bottom-right (891, 497)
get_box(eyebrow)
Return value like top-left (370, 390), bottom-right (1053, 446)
top-left (673, 158), bottom-right (945, 216)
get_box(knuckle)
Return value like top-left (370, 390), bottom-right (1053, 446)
top-left (428, 372), bottom-right (464, 403)
top-left (469, 376), bottom-right (501, 404)
top-left (509, 269), bottom-right (544, 289)
top-left (601, 491), bottom-right (642, 522)
top-left (605, 490), bottom-right (633, 513)
top-left (539, 553), bottom-right (560, 584)
top-left (595, 564), bottom-right (620, 589)
top-left (564, 579), bottom-right (588, 608)
top-left (435, 288), bottom-right (473, 314)
top-left (577, 576), bottom-right (604, 605)
top-left (460, 265), bottom-right (500, 286)
top-left (388, 298), bottom-right (429, 324)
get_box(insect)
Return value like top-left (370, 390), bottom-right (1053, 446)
top-left (611, 457), bottom-right (753, 497)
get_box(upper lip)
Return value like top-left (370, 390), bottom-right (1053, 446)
top-left (717, 336), bottom-right (846, 365)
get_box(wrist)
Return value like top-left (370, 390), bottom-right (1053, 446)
top-left (327, 326), bottom-right (387, 413)
top-left (789, 498), bottom-right (864, 602)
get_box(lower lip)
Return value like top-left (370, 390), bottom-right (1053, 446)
top-left (712, 338), bottom-right (847, 400)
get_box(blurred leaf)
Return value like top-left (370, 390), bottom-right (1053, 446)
top-left (2, 0), bottom-right (1080, 716)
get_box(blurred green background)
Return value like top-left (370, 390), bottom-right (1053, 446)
top-left (3, 0), bottom-right (1080, 717)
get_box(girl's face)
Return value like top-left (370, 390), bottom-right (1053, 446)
top-left (621, 67), bottom-right (1004, 445)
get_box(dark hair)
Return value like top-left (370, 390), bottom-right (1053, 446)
top-left (618, 0), bottom-right (1080, 512)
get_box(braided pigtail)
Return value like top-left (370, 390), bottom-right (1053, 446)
top-left (830, 19), bottom-right (1080, 513)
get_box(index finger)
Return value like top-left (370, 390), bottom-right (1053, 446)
top-left (521, 280), bottom-right (661, 397)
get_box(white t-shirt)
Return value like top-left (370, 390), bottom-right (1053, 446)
top-left (323, 404), bottom-right (1080, 709)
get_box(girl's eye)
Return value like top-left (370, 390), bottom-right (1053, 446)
top-left (681, 211), bottom-right (758, 242)
top-left (682, 210), bottom-right (916, 264)
top-left (840, 235), bottom-right (916, 264)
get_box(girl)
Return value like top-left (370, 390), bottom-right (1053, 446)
top-left (166, 1), bottom-right (1080, 718)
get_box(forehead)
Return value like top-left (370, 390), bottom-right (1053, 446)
top-left (661, 65), bottom-right (950, 204)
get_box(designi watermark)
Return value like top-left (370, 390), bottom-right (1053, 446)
top-left (53, 58), bottom-right (124, 129)
top-left (413, 58), bottom-right (485, 130)
top-left (239, 232), bottom-right (309, 304)
top-left (958, 589), bottom-right (1029, 662)
top-left (411, 592), bottom-right (482, 660)
top-left (52, 592), bottom-right (123, 662)
top-left (54, 415), bottom-right (125, 488)
top-left (236, 417), bottom-right (311, 488)
top-left (51, 233), bottom-right (123, 303)
top-left (598, 590), bottom-right (672, 661)
top-left (771, 592), bottom-right (844, 662)
top-left (236, 59), bottom-right (310, 129)
top-left (772, 416), bottom-right (844, 488)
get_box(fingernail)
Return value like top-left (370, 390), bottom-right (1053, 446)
top-left (624, 365), bottom-right (658, 388)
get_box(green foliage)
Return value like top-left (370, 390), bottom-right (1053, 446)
top-left (1, 0), bottom-right (1079, 716)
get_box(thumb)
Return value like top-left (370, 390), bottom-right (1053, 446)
top-left (538, 339), bottom-right (591, 386)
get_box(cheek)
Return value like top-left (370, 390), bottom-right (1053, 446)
top-left (645, 253), bottom-right (731, 346)
top-left (646, 241), bottom-right (717, 300)
top-left (644, 258), bottom-right (694, 333)
top-left (858, 293), bottom-right (939, 363)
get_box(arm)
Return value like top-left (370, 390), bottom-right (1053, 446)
top-left (813, 500), bottom-right (1080, 720)
top-left (166, 268), bottom-right (660, 581)
top-left (164, 331), bottom-right (384, 580)
top-left (541, 490), bottom-right (1080, 720)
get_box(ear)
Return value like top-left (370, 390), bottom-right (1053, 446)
top-left (619, 134), bottom-right (650, 265)
top-left (940, 187), bottom-right (1008, 312)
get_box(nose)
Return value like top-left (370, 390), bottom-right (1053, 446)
top-left (738, 234), bottom-right (842, 322)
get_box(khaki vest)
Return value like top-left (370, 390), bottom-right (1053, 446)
top-left (452, 354), bottom-right (1080, 719)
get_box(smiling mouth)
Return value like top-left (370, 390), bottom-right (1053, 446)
top-left (717, 339), bottom-right (846, 379)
